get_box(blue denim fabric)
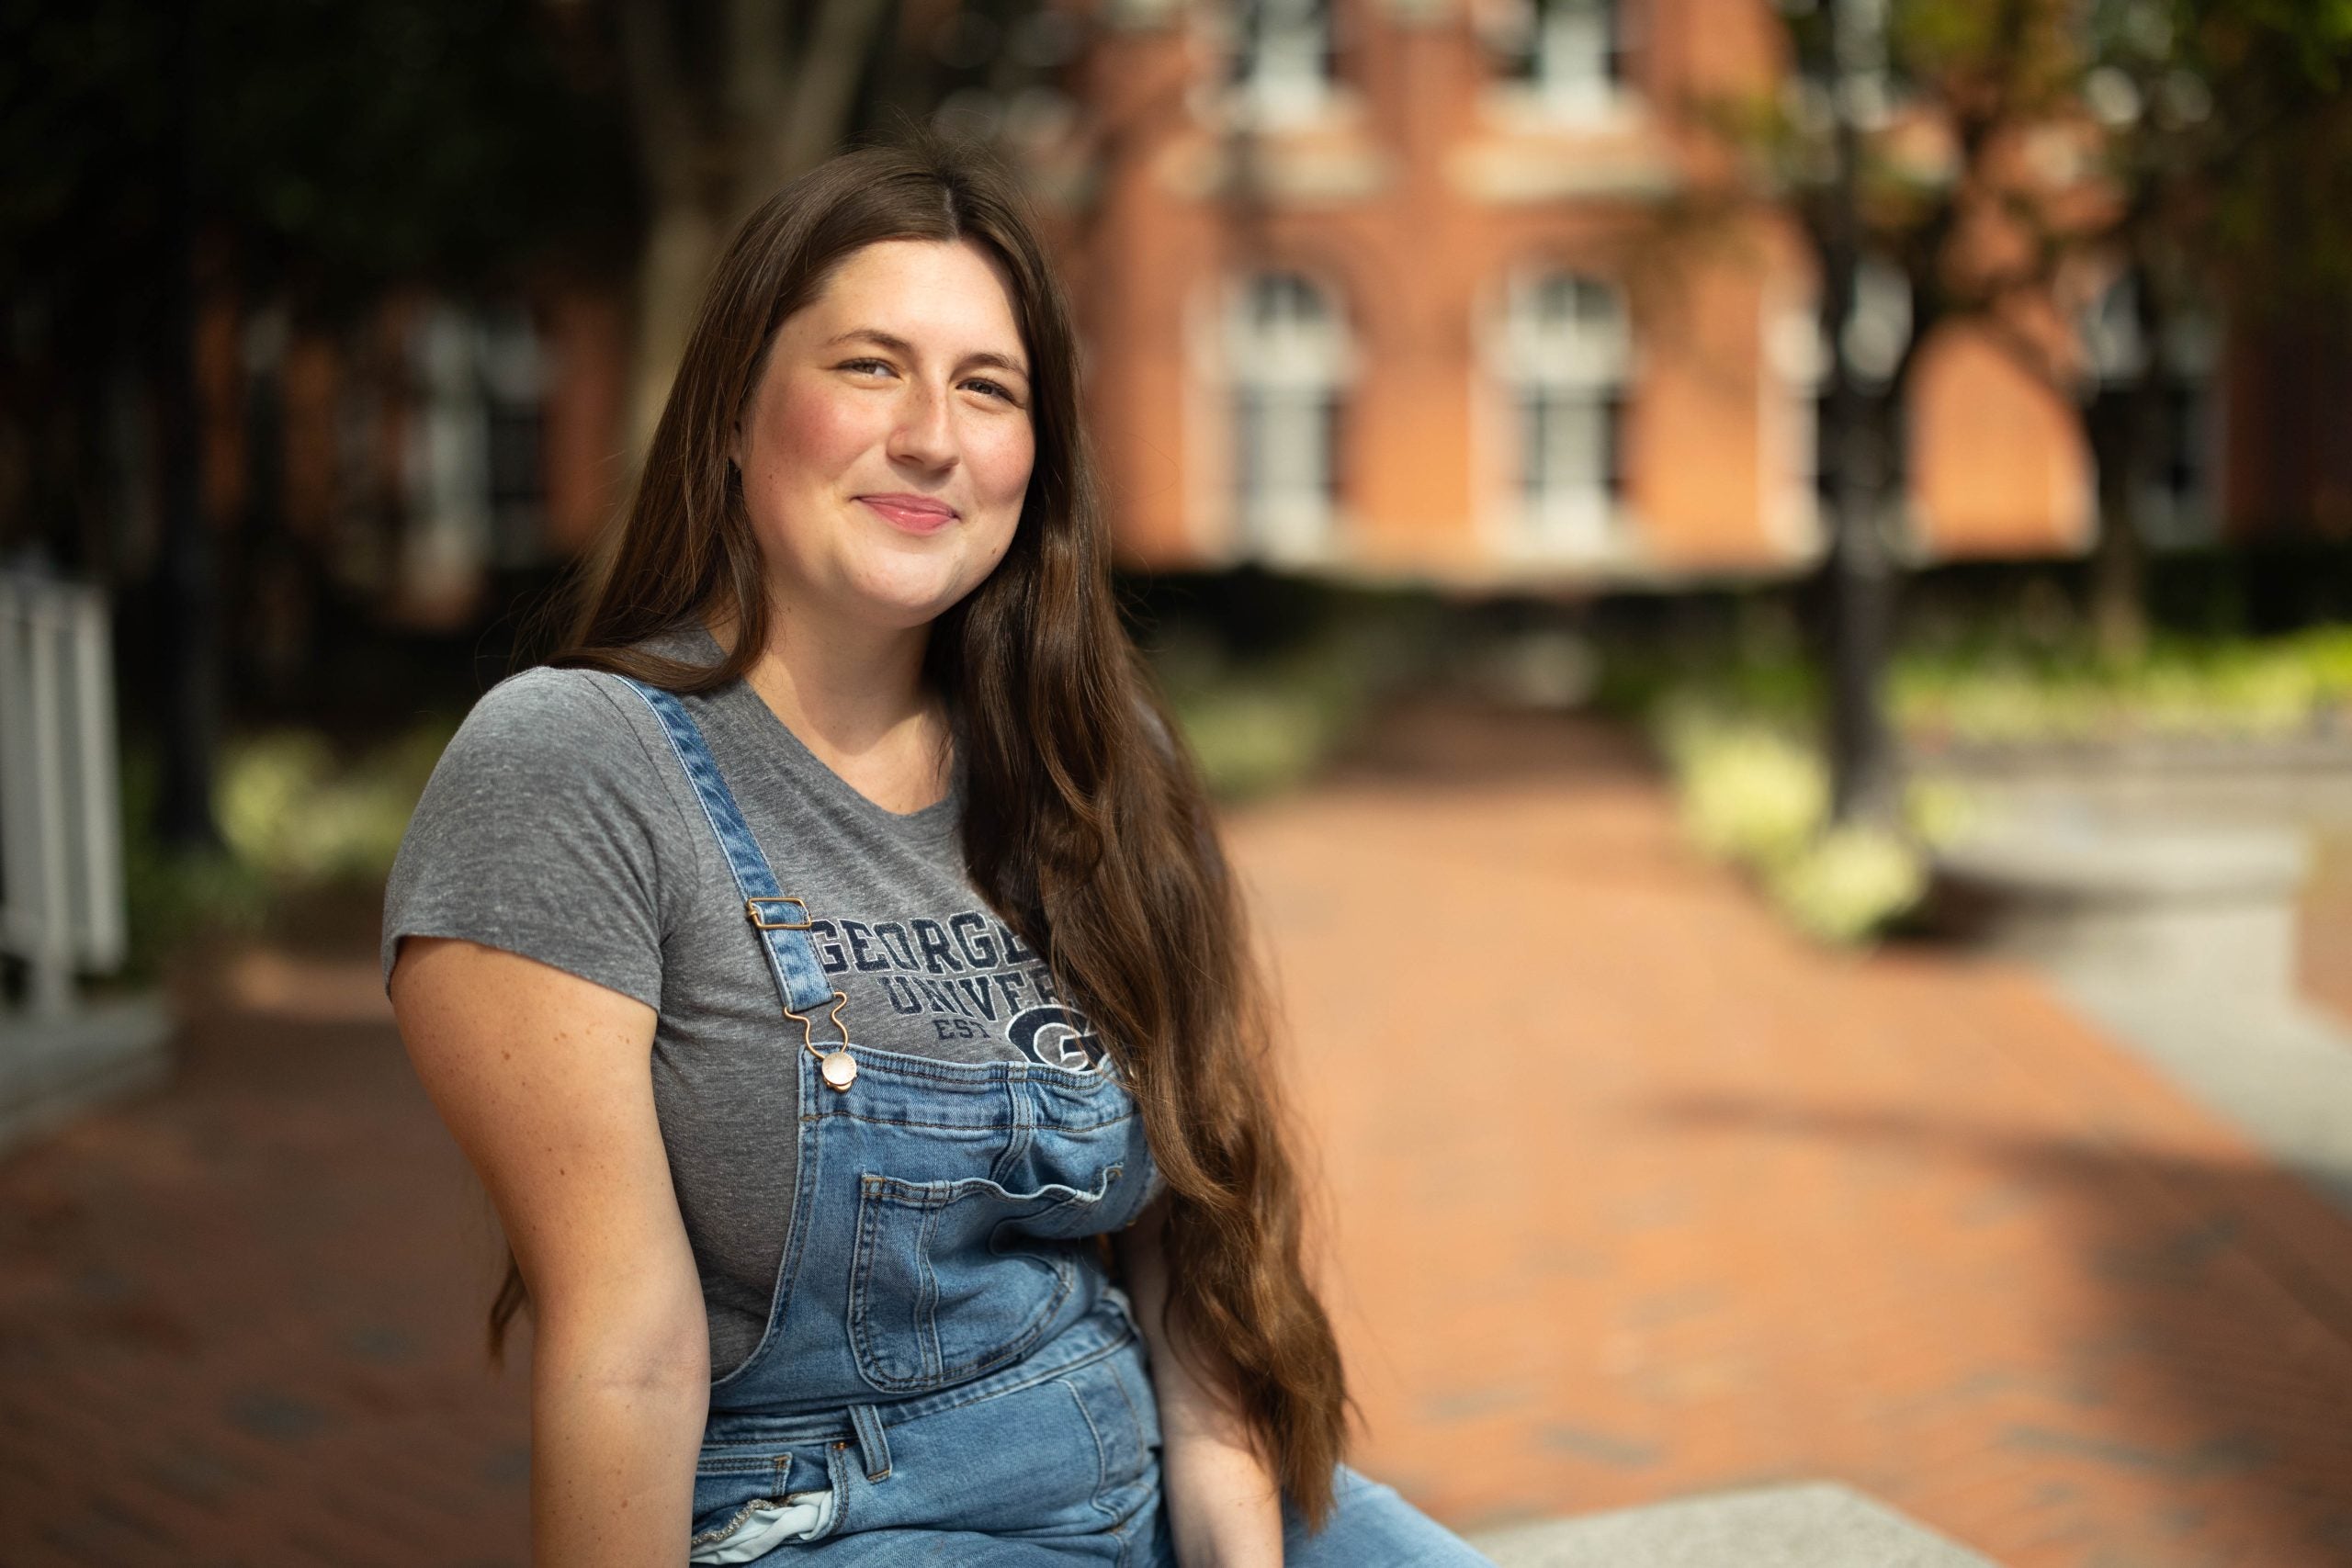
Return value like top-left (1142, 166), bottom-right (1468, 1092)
top-left (622, 678), bottom-right (1489, 1565)
top-left (623, 678), bottom-right (839, 1015)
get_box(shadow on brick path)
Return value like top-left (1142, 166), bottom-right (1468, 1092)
top-left (1241, 698), bottom-right (2352, 1568)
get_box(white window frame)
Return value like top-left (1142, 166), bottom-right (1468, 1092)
top-left (1765, 291), bottom-right (1829, 558)
top-left (1482, 0), bottom-right (1636, 125)
top-left (1496, 271), bottom-right (1634, 559)
top-left (1226, 272), bottom-right (1352, 563)
top-left (1227, 0), bottom-right (1336, 128)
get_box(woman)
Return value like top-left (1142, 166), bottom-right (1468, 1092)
top-left (384, 133), bottom-right (1491, 1566)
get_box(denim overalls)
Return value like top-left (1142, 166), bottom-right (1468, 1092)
top-left (620, 680), bottom-right (1169, 1565)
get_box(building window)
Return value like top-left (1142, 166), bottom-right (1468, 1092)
top-left (2084, 275), bottom-right (2220, 547)
top-left (1230, 0), bottom-right (1334, 124)
top-left (1227, 272), bottom-right (1350, 560)
top-left (1792, 0), bottom-right (1899, 129)
top-left (402, 300), bottom-right (552, 608)
top-left (1490, 0), bottom-right (1630, 116)
top-left (1500, 271), bottom-right (1630, 554)
top-left (479, 305), bottom-right (549, 570)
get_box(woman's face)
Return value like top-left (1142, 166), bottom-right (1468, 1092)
top-left (732, 237), bottom-right (1035, 637)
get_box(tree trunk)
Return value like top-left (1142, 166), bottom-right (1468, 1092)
top-left (154, 0), bottom-right (221, 852)
top-left (1813, 9), bottom-right (1902, 832)
top-left (1822, 394), bottom-right (1903, 828)
top-left (628, 197), bottom-right (727, 457)
top-left (616, 0), bottom-right (901, 462)
top-left (2088, 451), bottom-right (2147, 668)
top-left (2089, 272), bottom-right (2160, 669)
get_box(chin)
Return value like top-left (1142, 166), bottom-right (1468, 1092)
top-left (847, 571), bottom-right (989, 631)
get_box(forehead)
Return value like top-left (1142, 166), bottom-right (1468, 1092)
top-left (791, 238), bottom-right (1025, 352)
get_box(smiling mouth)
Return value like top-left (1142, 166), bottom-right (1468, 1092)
top-left (857, 496), bottom-right (958, 534)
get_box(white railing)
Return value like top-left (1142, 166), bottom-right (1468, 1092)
top-left (0, 571), bottom-right (128, 1018)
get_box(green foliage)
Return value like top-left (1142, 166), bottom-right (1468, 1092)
top-left (1634, 619), bottom-right (2352, 943)
top-left (116, 716), bottom-right (456, 978)
top-left (215, 721), bottom-right (453, 886)
top-left (1663, 698), bottom-right (1828, 865)
top-left (117, 744), bottom-right (271, 982)
top-left (1655, 698), bottom-right (1962, 944)
top-left (1894, 626), bottom-right (2352, 745)
top-left (1765, 822), bottom-right (1932, 945)
top-left (1161, 636), bottom-right (1389, 802)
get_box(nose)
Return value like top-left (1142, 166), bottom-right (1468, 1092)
top-left (886, 377), bottom-right (958, 472)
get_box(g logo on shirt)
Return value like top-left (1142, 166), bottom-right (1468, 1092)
top-left (1007, 1005), bottom-right (1107, 1073)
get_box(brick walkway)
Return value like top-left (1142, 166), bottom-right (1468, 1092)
top-left (6, 703), bottom-right (2352, 1566)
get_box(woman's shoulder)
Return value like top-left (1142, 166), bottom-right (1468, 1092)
top-left (461, 662), bottom-right (641, 739)
top-left (440, 663), bottom-right (678, 780)
top-left (406, 664), bottom-right (704, 855)
top-left (384, 662), bottom-right (707, 999)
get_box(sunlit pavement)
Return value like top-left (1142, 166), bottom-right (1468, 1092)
top-left (6, 702), bottom-right (2352, 1566)
top-left (1258, 702), bottom-right (2352, 1568)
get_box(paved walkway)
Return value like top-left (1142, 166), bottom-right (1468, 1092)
top-left (5, 703), bottom-right (2352, 1566)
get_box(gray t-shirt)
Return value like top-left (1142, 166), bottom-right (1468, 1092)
top-left (380, 622), bottom-right (1107, 1374)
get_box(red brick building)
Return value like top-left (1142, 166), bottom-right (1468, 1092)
top-left (209, 0), bottom-right (2307, 635)
top-left (1051, 0), bottom-right (2233, 587)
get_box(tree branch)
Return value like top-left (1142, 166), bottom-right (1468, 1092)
top-left (616, 0), bottom-right (698, 207)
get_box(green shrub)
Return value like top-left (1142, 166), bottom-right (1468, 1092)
top-left (1655, 701), bottom-right (1965, 945)
top-left (1764, 824), bottom-right (1929, 945)
top-left (216, 723), bottom-right (450, 887)
top-left (115, 716), bottom-right (457, 976)
top-left (1892, 626), bottom-right (2352, 745)
top-left (1158, 613), bottom-right (1418, 801)
top-left (1660, 699), bottom-right (1826, 865)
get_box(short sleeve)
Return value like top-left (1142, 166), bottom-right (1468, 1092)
top-left (380, 668), bottom-right (690, 1010)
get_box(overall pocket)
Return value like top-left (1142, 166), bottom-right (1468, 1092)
top-left (686, 1446), bottom-right (835, 1562)
top-left (849, 1165), bottom-right (1122, 1393)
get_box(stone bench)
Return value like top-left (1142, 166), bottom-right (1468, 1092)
top-left (1470, 1481), bottom-right (1997, 1566)
top-left (1928, 810), bottom-right (2309, 1000)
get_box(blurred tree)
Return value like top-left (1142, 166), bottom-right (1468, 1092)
top-left (2, 0), bottom-right (1084, 848)
top-left (0, 0), bottom-right (634, 846)
top-left (612, 0), bottom-right (899, 451)
top-left (2024, 0), bottom-right (2352, 662)
top-left (1694, 0), bottom-right (2352, 825)
top-left (605, 0), bottom-right (1088, 449)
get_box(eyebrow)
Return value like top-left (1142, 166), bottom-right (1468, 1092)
top-left (823, 328), bottom-right (1030, 380)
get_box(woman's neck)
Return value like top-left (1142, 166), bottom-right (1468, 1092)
top-left (707, 601), bottom-right (952, 815)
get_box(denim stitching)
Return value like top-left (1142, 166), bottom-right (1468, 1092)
top-left (709, 1052), bottom-right (827, 1393)
top-left (688, 1495), bottom-right (788, 1550)
top-left (810, 1110), bottom-right (1139, 1134)
top-left (847, 1172), bottom-right (1093, 1394)
top-left (1059, 1373), bottom-right (1119, 1523)
top-left (616, 678), bottom-right (835, 1017)
top-left (701, 1303), bottom-right (1139, 1445)
top-left (917, 1194), bottom-right (944, 1384)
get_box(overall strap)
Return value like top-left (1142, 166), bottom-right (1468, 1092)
top-left (615, 676), bottom-right (839, 1020)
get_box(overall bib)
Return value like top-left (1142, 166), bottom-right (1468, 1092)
top-left (622, 680), bottom-right (1168, 1566)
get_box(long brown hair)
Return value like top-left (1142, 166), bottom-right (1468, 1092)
top-left (498, 130), bottom-right (1350, 1521)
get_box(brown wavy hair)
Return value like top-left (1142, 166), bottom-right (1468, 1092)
top-left (495, 130), bottom-right (1351, 1521)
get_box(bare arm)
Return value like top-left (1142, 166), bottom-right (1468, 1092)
top-left (390, 936), bottom-right (708, 1567)
top-left (1115, 1196), bottom-right (1284, 1568)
